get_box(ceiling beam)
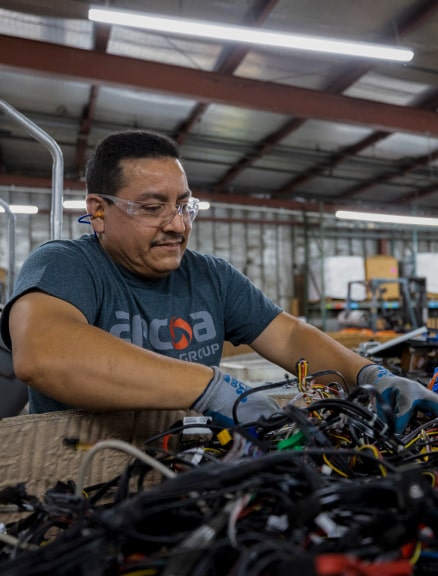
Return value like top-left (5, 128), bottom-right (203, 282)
top-left (0, 174), bottom-right (325, 211)
top-left (212, 0), bottom-right (438, 195)
top-left (74, 23), bottom-right (112, 178)
top-left (0, 0), bottom-right (89, 19)
top-left (2, 174), bottom-right (437, 216)
top-left (2, 35), bottom-right (438, 137)
top-left (175, 0), bottom-right (279, 144)
top-left (0, 174), bottom-right (84, 190)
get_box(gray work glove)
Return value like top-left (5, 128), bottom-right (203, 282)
top-left (192, 366), bottom-right (281, 428)
top-left (358, 364), bottom-right (438, 434)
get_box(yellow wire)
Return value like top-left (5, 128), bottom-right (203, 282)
top-left (409, 541), bottom-right (422, 565)
top-left (422, 470), bottom-right (436, 487)
top-left (404, 429), bottom-right (438, 450)
top-left (120, 570), bottom-right (158, 576)
top-left (203, 447), bottom-right (223, 455)
top-left (358, 444), bottom-right (381, 458)
top-left (329, 433), bottom-right (351, 443)
top-left (357, 444), bottom-right (387, 477)
top-left (322, 453), bottom-right (349, 478)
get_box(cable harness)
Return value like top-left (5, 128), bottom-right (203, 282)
top-left (2, 370), bottom-right (438, 575)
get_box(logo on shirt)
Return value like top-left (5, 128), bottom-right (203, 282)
top-left (109, 310), bottom-right (216, 353)
top-left (170, 316), bottom-right (193, 350)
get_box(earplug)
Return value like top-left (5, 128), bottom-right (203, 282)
top-left (92, 211), bottom-right (104, 219)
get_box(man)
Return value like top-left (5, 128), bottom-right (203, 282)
top-left (1, 130), bottom-right (437, 432)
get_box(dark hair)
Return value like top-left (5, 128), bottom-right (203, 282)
top-left (86, 129), bottom-right (181, 197)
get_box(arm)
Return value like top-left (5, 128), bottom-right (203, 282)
top-left (250, 311), bottom-right (372, 388)
top-left (251, 311), bottom-right (438, 433)
top-left (9, 292), bottom-right (213, 411)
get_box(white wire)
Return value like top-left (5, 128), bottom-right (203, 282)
top-left (74, 438), bottom-right (176, 497)
top-left (227, 494), bottom-right (251, 548)
top-left (0, 532), bottom-right (39, 551)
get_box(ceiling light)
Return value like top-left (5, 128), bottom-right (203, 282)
top-left (0, 205), bottom-right (39, 214)
top-left (88, 7), bottom-right (414, 63)
top-left (63, 199), bottom-right (86, 210)
top-left (336, 210), bottom-right (438, 227)
top-left (198, 201), bottom-right (210, 211)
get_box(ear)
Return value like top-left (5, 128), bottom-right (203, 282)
top-left (86, 195), bottom-right (104, 216)
top-left (86, 196), bottom-right (105, 232)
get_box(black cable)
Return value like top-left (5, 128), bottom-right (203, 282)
top-left (231, 378), bottom-right (295, 424)
top-left (348, 382), bottom-right (396, 435)
top-left (5, 372), bottom-right (438, 574)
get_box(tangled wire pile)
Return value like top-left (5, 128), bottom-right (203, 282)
top-left (2, 370), bottom-right (438, 575)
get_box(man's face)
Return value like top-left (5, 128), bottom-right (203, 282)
top-left (88, 156), bottom-right (193, 278)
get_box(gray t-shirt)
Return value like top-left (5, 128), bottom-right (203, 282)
top-left (1, 235), bottom-right (282, 413)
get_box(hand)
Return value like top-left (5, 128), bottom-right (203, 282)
top-left (191, 367), bottom-right (281, 428)
top-left (357, 364), bottom-right (438, 434)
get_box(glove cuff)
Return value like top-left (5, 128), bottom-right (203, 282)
top-left (357, 364), bottom-right (392, 387)
top-left (190, 366), bottom-right (220, 413)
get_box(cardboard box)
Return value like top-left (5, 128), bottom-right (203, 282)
top-left (365, 255), bottom-right (399, 300)
top-left (0, 409), bottom-right (190, 513)
top-left (0, 398), bottom-right (294, 523)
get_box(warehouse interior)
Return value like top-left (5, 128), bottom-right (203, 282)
top-left (1, 1), bottom-right (438, 573)
top-left (1, 1), bottom-right (438, 328)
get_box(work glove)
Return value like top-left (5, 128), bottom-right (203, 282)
top-left (357, 364), bottom-right (438, 434)
top-left (192, 366), bottom-right (281, 428)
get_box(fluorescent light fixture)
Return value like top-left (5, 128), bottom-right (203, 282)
top-left (63, 199), bottom-right (86, 210)
top-left (198, 201), bottom-right (210, 211)
top-left (336, 210), bottom-right (438, 227)
top-left (0, 204), bottom-right (38, 214)
top-left (88, 7), bottom-right (414, 62)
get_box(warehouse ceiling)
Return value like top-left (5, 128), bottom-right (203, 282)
top-left (0, 0), bottom-right (438, 219)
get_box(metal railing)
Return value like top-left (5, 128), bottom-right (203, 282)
top-left (0, 99), bottom-right (64, 240)
top-left (0, 199), bottom-right (15, 303)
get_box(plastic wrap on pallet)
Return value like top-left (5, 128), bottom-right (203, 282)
top-left (307, 256), bottom-right (366, 302)
top-left (417, 253), bottom-right (438, 295)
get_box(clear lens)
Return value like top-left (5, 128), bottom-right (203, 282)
top-left (99, 194), bottom-right (200, 227)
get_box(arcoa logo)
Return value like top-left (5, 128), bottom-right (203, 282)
top-left (109, 310), bottom-right (216, 351)
top-left (170, 316), bottom-right (193, 350)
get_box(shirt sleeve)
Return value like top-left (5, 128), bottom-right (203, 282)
top-left (0, 240), bottom-right (101, 349)
top-left (219, 258), bottom-right (283, 345)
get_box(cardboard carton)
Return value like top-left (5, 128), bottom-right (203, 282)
top-left (0, 408), bottom-right (189, 520)
top-left (0, 400), bottom-right (293, 523)
top-left (365, 255), bottom-right (399, 300)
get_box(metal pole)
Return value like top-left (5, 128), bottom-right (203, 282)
top-left (0, 99), bottom-right (64, 240)
top-left (319, 203), bottom-right (327, 331)
top-left (0, 199), bottom-right (16, 302)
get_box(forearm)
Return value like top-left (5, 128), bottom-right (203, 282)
top-left (34, 330), bottom-right (211, 410)
top-left (252, 312), bottom-right (372, 389)
top-left (9, 296), bottom-right (212, 411)
top-left (285, 320), bottom-right (372, 386)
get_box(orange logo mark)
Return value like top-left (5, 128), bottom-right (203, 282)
top-left (170, 317), bottom-right (193, 350)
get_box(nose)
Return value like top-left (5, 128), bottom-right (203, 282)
top-left (162, 207), bottom-right (187, 231)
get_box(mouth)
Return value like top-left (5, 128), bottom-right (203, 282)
top-left (152, 237), bottom-right (184, 249)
